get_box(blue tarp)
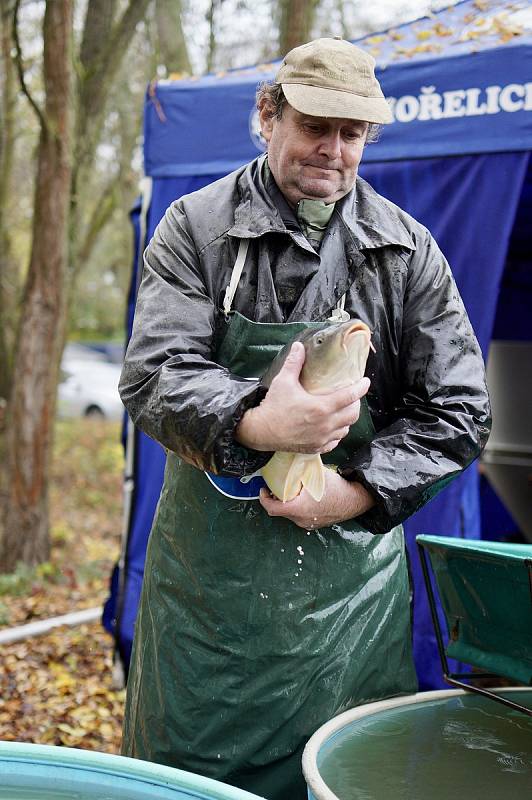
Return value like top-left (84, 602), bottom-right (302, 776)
top-left (104, 0), bottom-right (532, 690)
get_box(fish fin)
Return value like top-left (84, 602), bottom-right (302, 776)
top-left (282, 455), bottom-right (308, 502)
top-left (261, 452), bottom-right (299, 501)
top-left (299, 455), bottom-right (325, 501)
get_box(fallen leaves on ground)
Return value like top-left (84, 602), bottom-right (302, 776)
top-left (1, 622), bottom-right (124, 752)
top-left (0, 419), bottom-right (124, 751)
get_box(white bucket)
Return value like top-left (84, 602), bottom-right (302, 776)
top-left (302, 688), bottom-right (532, 800)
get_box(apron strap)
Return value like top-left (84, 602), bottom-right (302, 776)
top-left (223, 237), bottom-right (350, 322)
top-left (223, 239), bottom-right (250, 315)
top-left (329, 292), bottom-right (350, 322)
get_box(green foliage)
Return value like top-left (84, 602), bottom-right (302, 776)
top-left (35, 561), bottom-right (61, 581)
top-left (0, 562), bottom-right (38, 597)
top-left (0, 601), bottom-right (10, 625)
top-left (51, 523), bottom-right (74, 547)
top-left (0, 560), bottom-right (64, 597)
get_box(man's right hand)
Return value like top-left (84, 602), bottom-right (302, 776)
top-left (235, 341), bottom-right (370, 454)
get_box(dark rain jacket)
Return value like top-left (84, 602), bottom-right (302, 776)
top-left (119, 155), bottom-right (491, 534)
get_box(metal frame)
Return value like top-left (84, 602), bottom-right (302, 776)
top-left (417, 542), bottom-right (532, 717)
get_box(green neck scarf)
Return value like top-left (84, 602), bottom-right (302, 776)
top-left (296, 198), bottom-right (335, 245)
top-left (264, 158), bottom-right (335, 245)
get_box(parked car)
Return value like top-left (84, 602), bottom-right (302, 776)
top-left (58, 353), bottom-right (124, 421)
top-left (81, 340), bottom-right (125, 365)
top-left (62, 342), bottom-right (125, 364)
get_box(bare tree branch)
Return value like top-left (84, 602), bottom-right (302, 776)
top-left (79, 0), bottom-right (119, 72)
top-left (77, 0), bottom-right (151, 141)
top-left (12, 0), bottom-right (46, 131)
top-left (0, 0), bottom-right (17, 402)
top-left (279, 0), bottom-right (321, 53)
top-left (75, 178), bottom-right (120, 276)
top-left (155, 0), bottom-right (191, 75)
top-left (206, 0), bottom-right (217, 73)
top-left (71, 0), bottom-right (152, 277)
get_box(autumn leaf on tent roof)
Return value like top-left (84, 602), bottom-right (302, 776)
top-left (392, 43), bottom-right (443, 60)
top-left (458, 10), bottom-right (525, 42)
top-left (415, 30), bottom-right (433, 41)
top-left (167, 71), bottom-right (190, 81)
top-left (433, 23), bottom-right (453, 37)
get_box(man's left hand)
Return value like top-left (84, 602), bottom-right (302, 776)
top-left (259, 468), bottom-right (375, 530)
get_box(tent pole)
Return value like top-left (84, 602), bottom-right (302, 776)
top-left (112, 176), bottom-right (153, 689)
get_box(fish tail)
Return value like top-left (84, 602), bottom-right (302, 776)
top-left (261, 451), bottom-right (298, 501)
top-left (296, 454), bottom-right (325, 502)
top-left (261, 452), bottom-right (325, 502)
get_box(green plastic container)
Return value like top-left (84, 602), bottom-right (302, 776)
top-left (416, 535), bottom-right (532, 684)
top-left (0, 742), bottom-right (265, 799)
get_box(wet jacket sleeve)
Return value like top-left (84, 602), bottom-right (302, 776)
top-left (118, 202), bottom-right (269, 475)
top-left (338, 229), bottom-right (491, 534)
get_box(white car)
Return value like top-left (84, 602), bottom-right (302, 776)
top-left (58, 353), bottom-right (124, 421)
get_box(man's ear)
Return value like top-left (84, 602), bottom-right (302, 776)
top-left (258, 101), bottom-right (275, 143)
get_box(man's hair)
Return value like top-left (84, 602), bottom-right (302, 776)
top-left (256, 81), bottom-right (381, 144)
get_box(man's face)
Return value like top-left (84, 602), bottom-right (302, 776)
top-left (259, 102), bottom-right (368, 207)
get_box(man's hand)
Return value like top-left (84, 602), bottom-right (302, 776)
top-left (235, 342), bottom-right (370, 454)
top-left (259, 468), bottom-right (375, 529)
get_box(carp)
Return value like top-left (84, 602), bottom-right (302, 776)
top-left (260, 319), bottom-right (372, 502)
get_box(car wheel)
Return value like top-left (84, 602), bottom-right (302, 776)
top-left (84, 405), bottom-right (105, 419)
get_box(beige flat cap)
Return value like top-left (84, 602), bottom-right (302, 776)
top-left (276, 37), bottom-right (392, 124)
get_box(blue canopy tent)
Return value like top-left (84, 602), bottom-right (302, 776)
top-left (103, 0), bottom-right (532, 690)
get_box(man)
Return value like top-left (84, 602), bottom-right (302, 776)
top-left (119, 38), bottom-right (490, 800)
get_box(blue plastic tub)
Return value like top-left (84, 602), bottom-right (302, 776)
top-left (0, 742), bottom-right (265, 799)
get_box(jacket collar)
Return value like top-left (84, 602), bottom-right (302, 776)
top-left (229, 155), bottom-right (416, 253)
top-left (228, 156), bottom-right (288, 238)
top-left (343, 176), bottom-right (416, 251)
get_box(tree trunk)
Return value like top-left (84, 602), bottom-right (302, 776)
top-left (155, 0), bottom-right (191, 75)
top-left (0, 0), bottom-right (16, 404)
top-left (279, 0), bottom-right (319, 54)
top-left (205, 0), bottom-right (217, 73)
top-left (1, 0), bottom-right (73, 571)
top-left (70, 0), bottom-right (190, 279)
top-left (336, 0), bottom-right (350, 41)
top-left (71, 0), bottom-right (152, 276)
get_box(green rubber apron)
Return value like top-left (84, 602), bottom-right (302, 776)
top-left (122, 239), bottom-right (417, 800)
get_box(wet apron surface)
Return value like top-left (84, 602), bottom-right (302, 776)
top-left (122, 251), bottom-right (417, 800)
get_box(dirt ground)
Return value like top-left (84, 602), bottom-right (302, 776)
top-left (0, 419), bottom-right (124, 753)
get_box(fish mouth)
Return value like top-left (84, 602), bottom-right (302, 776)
top-left (342, 321), bottom-right (374, 352)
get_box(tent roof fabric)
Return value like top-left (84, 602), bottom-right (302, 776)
top-left (162, 0), bottom-right (531, 83)
top-left (144, 0), bottom-right (531, 176)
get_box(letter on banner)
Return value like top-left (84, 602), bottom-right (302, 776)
top-left (485, 85), bottom-right (501, 114)
top-left (499, 84), bottom-right (525, 113)
top-left (525, 83), bottom-right (532, 111)
top-left (418, 86), bottom-right (443, 120)
top-left (442, 89), bottom-right (466, 118)
top-left (394, 95), bottom-right (420, 123)
top-left (464, 88), bottom-right (487, 117)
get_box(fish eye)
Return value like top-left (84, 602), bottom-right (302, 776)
top-left (315, 335), bottom-right (324, 345)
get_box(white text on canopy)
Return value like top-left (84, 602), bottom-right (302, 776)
top-left (388, 82), bottom-right (532, 123)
